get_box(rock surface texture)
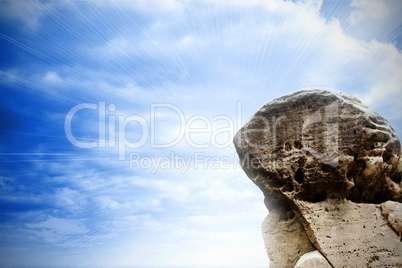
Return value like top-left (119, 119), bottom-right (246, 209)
top-left (294, 250), bottom-right (332, 268)
top-left (234, 89), bottom-right (402, 267)
top-left (261, 208), bottom-right (315, 267)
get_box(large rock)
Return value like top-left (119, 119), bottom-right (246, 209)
top-left (234, 89), bottom-right (401, 209)
top-left (234, 89), bottom-right (402, 267)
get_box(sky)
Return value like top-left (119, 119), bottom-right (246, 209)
top-left (0, 0), bottom-right (402, 267)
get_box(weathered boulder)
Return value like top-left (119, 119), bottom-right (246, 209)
top-left (234, 89), bottom-right (401, 209)
top-left (234, 89), bottom-right (402, 267)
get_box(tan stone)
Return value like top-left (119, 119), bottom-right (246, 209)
top-left (233, 89), bottom-right (401, 208)
top-left (234, 89), bottom-right (402, 267)
top-left (294, 199), bottom-right (402, 267)
top-left (381, 201), bottom-right (402, 239)
top-left (294, 250), bottom-right (331, 268)
top-left (261, 208), bottom-right (315, 267)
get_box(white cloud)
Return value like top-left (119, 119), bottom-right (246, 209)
top-left (0, 69), bottom-right (21, 83)
top-left (0, 0), bottom-right (75, 30)
top-left (357, 41), bottom-right (402, 107)
top-left (200, 188), bottom-right (256, 202)
top-left (55, 187), bottom-right (85, 212)
top-left (93, 195), bottom-right (163, 212)
top-left (67, 0), bottom-right (402, 118)
top-left (94, 0), bottom-right (185, 13)
top-left (94, 195), bottom-right (121, 210)
top-left (131, 177), bottom-right (191, 202)
top-left (43, 71), bottom-right (63, 84)
top-left (349, 0), bottom-right (392, 25)
top-left (93, 37), bottom-right (133, 58)
top-left (0, 176), bottom-right (13, 188)
top-left (26, 216), bottom-right (88, 236)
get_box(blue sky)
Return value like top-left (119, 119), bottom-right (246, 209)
top-left (1, 0), bottom-right (402, 267)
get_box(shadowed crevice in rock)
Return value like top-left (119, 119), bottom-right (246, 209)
top-left (234, 89), bottom-right (402, 267)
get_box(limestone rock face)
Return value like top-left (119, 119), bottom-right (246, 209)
top-left (381, 201), bottom-right (402, 239)
top-left (234, 89), bottom-right (401, 209)
top-left (234, 89), bottom-right (402, 267)
top-left (294, 199), bottom-right (402, 267)
top-left (261, 208), bottom-right (315, 267)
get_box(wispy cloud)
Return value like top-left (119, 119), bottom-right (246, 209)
top-left (349, 0), bottom-right (392, 25)
top-left (25, 216), bottom-right (88, 236)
